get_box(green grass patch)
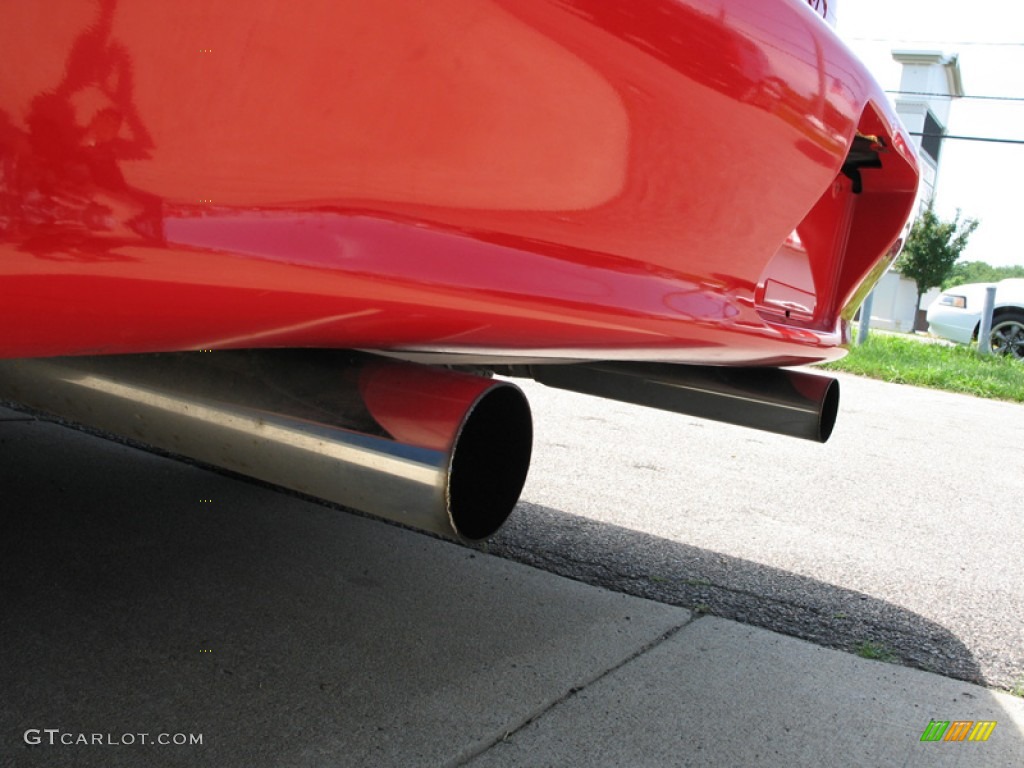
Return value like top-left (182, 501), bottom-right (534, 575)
top-left (820, 334), bottom-right (1024, 403)
top-left (854, 641), bottom-right (896, 663)
top-left (1012, 676), bottom-right (1024, 698)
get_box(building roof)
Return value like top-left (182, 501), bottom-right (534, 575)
top-left (891, 50), bottom-right (964, 97)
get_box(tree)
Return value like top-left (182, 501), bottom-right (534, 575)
top-left (943, 260), bottom-right (1024, 290)
top-left (895, 204), bottom-right (979, 313)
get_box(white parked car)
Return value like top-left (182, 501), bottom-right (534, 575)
top-left (926, 279), bottom-right (1024, 360)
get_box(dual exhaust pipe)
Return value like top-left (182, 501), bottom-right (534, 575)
top-left (0, 352), bottom-right (839, 541)
top-left (528, 361), bottom-right (839, 444)
top-left (0, 352), bottom-right (533, 541)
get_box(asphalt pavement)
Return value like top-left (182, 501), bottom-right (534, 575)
top-left (2, 371), bottom-right (1023, 767)
top-left (496, 372), bottom-right (1024, 691)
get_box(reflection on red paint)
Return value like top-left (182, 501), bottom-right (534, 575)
top-left (0, 0), bottom-right (917, 365)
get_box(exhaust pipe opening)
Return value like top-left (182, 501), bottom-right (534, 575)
top-left (817, 377), bottom-right (840, 443)
top-left (448, 385), bottom-right (533, 541)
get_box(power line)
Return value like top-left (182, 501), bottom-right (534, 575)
top-left (889, 89), bottom-right (1024, 102)
top-left (911, 131), bottom-right (1024, 145)
top-left (848, 37), bottom-right (1024, 47)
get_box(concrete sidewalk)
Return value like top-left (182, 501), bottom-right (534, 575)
top-left (1, 409), bottom-right (1022, 767)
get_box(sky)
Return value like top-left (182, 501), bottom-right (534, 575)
top-left (834, 0), bottom-right (1024, 267)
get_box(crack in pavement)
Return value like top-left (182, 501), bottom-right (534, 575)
top-left (449, 615), bottom-right (700, 768)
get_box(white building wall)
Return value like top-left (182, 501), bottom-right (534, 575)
top-left (866, 272), bottom-right (942, 332)
top-left (861, 50), bottom-right (962, 332)
top-left (891, 50), bottom-right (961, 208)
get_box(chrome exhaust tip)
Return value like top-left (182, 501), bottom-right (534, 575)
top-left (530, 362), bottom-right (840, 443)
top-left (0, 351), bottom-right (533, 541)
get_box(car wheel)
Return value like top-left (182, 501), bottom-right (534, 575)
top-left (989, 311), bottom-right (1024, 360)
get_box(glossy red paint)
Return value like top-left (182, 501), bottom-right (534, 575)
top-left (359, 358), bottom-right (503, 453)
top-left (0, 0), bottom-right (918, 364)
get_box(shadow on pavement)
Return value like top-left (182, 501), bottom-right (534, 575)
top-left (491, 501), bottom-right (986, 686)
